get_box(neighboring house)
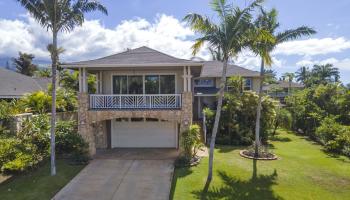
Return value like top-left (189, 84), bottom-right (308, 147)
top-left (263, 81), bottom-right (304, 103)
top-left (0, 68), bottom-right (50, 99)
top-left (62, 46), bottom-right (260, 155)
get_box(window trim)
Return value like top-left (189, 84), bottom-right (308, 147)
top-left (243, 77), bottom-right (253, 91)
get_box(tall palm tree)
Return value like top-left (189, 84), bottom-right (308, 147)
top-left (282, 72), bottom-right (295, 95)
top-left (295, 66), bottom-right (310, 85)
top-left (184, 0), bottom-right (267, 184)
top-left (250, 8), bottom-right (315, 157)
top-left (15, 0), bottom-right (107, 176)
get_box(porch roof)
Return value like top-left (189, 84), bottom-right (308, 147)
top-left (62, 46), bottom-right (202, 68)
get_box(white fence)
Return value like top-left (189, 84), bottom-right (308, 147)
top-left (90, 94), bottom-right (182, 109)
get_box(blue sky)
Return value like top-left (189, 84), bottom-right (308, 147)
top-left (1, 0), bottom-right (350, 83)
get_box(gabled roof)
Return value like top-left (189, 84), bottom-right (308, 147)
top-left (0, 68), bottom-right (49, 98)
top-left (200, 61), bottom-right (260, 77)
top-left (63, 46), bottom-right (201, 68)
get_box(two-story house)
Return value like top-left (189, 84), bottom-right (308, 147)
top-left (63, 46), bottom-right (260, 155)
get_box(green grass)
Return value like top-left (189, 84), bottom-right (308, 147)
top-left (171, 130), bottom-right (350, 200)
top-left (0, 159), bottom-right (85, 200)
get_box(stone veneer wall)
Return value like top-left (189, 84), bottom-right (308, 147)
top-left (78, 92), bottom-right (193, 156)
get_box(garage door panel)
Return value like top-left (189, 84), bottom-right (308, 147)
top-left (111, 121), bottom-right (177, 148)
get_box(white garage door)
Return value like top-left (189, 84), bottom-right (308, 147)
top-left (111, 120), bottom-right (178, 148)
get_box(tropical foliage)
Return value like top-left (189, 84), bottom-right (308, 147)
top-left (295, 64), bottom-right (340, 86)
top-left (0, 115), bottom-right (88, 173)
top-left (204, 76), bottom-right (277, 145)
top-left (285, 84), bottom-right (350, 157)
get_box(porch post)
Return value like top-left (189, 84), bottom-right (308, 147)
top-left (78, 68), bottom-right (82, 92)
top-left (95, 72), bottom-right (99, 94)
top-left (82, 67), bottom-right (87, 93)
top-left (183, 66), bottom-right (187, 92)
top-left (99, 71), bottom-right (103, 94)
top-left (187, 66), bottom-right (192, 92)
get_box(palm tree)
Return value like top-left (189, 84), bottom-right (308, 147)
top-left (295, 66), bottom-right (310, 85)
top-left (15, 0), bottom-right (107, 176)
top-left (12, 52), bottom-right (38, 76)
top-left (184, 0), bottom-right (266, 185)
top-left (312, 64), bottom-right (340, 84)
top-left (282, 72), bottom-right (295, 95)
top-left (250, 8), bottom-right (315, 157)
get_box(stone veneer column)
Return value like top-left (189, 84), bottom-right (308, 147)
top-left (180, 92), bottom-right (193, 134)
top-left (78, 92), bottom-right (96, 156)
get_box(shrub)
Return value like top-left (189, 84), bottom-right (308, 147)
top-left (316, 116), bottom-right (350, 155)
top-left (56, 121), bottom-right (89, 163)
top-left (180, 124), bottom-right (202, 159)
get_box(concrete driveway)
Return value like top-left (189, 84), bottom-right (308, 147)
top-left (53, 149), bottom-right (178, 200)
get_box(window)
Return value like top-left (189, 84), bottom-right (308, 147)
top-left (113, 76), bottom-right (127, 94)
top-left (113, 74), bottom-right (175, 94)
top-left (145, 75), bottom-right (159, 94)
top-left (160, 75), bottom-right (175, 94)
top-left (194, 78), bottom-right (214, 87)
top-left (243, 78), bottom-right (252, 91)
top-left (128, 76), bottom-right (143, 94)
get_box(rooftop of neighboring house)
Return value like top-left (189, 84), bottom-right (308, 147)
top-left (62, 46), bottom-right (260, 78)
top-left (263, 81), bottom-right (304, 91)
top-left (0, 68), bottom-right (50, 99)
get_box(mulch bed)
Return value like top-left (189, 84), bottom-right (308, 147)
top-left (239, 150), bottom-right (278, 160)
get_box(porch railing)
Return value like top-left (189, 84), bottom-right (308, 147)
top-left (89, 94), bottom-right (182, 109)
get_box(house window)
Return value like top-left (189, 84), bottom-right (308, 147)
top-left (145, 75), bottom-right (159, 94)
top-left (243, 78), bottom-right (252, 91)
top-left (113, 76), bottom-right (127, 94)
top-left (113, 74), bottom-right (175, 94)
top-left (160, 75), bottom-right (175, 94)
top-left (194, 78), bottom-right (214, 87)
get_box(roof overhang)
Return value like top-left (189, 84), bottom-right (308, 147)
top-left (61, 62), bottom-right (203, 69)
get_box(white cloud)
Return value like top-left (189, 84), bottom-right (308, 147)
top-left (274, 37), bottom-right (350, 56)
top-left (233, 50), bottom-right (285, 71)
top-left (0, 13), bottom-right (210, 62)
top-left (296, 57), bottom-right (350, 71)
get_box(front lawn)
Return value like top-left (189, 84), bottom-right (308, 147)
top-left (0, 159), bottom-right (85, 200)
top-left (171, 130), bottom-right (350, 200)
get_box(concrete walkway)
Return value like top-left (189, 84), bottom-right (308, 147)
top-left (53, 149), bottom-right (178, 200)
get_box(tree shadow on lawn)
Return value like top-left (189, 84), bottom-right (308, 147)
top-left (193, 160), bottom-right (283, 200)
top-left (269, 135), bottom-right (292, 142)
top-left (217, 145), bottom-right (243, 153)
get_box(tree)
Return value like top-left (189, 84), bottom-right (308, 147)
top-left (15, 0), bottom-right (107, 176)
top-left (184, 0), bottom-right (266, 185)
top-left (311, 64), bottom-right (340, 85)
top-left (12, 52), bottom-right (38, 76)
top-left (282, 72), bottom-right (295, 95)
top-left (295, 66), bottom-right (310, 85)
top-left (250, 8), bottom-right (315, 157)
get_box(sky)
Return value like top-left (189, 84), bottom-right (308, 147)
top-left (0, 0), bottom-right (350, 83)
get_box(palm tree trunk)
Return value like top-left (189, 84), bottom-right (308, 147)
top-left (206, 59), bottom-right (228, 184)
top-left (254, 58), bottom-right (265, 157)
top-left (50, 29), bottom-right (57, 176)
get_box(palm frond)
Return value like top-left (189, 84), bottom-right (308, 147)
top-left (276, 26), bottom-right (316, 44)
top-left (210, 0), bottom-right (230, 19)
